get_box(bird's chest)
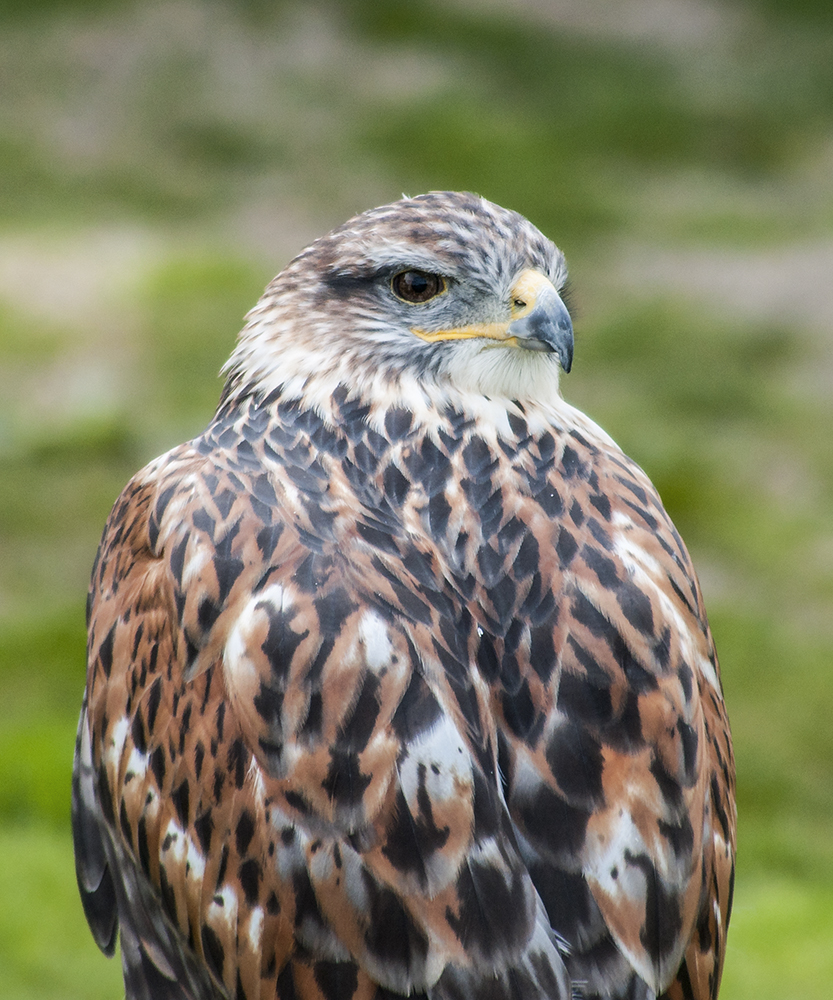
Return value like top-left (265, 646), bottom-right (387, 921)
top-left (269, 412), bottom-right (526, 533)
top-left (268, 416), bottom-right (579, 631)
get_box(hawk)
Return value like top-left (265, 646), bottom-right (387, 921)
top-left (73, 191), bottom-right (735, 1000)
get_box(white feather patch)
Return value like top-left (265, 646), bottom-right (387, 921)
top-left (106, 716), bottom-right (130, 774)
top-left (247, 906), bottom-right (264, 951)
top-left (398, 713), bottom-right (472, 807)
top-left (357, 609), bottom-right (394, 673)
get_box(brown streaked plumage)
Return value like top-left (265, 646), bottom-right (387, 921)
top-left (73, 191), bottom-right (735, 1000)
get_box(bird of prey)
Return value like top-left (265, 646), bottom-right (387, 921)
top-left (73, 191), bottom-right (735, 1000)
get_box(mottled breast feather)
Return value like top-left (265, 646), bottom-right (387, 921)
top-left (73, 191), bottom-right (735, 1000)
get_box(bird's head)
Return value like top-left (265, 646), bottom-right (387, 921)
top-left (224, 191), bottom-right (573, 407)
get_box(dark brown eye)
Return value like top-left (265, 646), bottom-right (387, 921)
top-left (391, 270), bottom-right (445, 303)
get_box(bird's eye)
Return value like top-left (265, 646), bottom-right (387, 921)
top-left (391, 270), bottom-right (445, 303)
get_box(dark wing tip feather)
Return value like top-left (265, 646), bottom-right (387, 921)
top-left (72, 704), bottom-right (227, 999)
top-left (72, 704), bottom-right (119, 956)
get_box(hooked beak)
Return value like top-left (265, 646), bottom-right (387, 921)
top-left (506, 270), bottom-right (574, 373)
top-left (411, 268), bottom-right (574, 374)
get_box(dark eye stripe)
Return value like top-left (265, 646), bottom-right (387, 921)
top-left (391, 271), bottom-right (445, 303)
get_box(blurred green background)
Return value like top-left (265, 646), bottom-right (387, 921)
top-left (1, 0), bottom-right (831, 997)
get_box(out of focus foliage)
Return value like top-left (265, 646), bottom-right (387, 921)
top-left (0, 1), bottom-right (831, 997)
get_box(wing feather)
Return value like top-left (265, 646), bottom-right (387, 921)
top-left (75, 424), bottom-right (570, 1000)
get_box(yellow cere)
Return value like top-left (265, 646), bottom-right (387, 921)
top-left (510, 269), bottom-right (556, 317)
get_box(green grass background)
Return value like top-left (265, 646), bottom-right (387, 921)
top-left (1, 0), bottom-right (831, 996)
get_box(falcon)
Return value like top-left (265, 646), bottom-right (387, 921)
top-left (73, 191), bottom-right (735, 1000)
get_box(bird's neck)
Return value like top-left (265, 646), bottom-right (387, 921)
top-left (215, 369), bottom-right (616, 459)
